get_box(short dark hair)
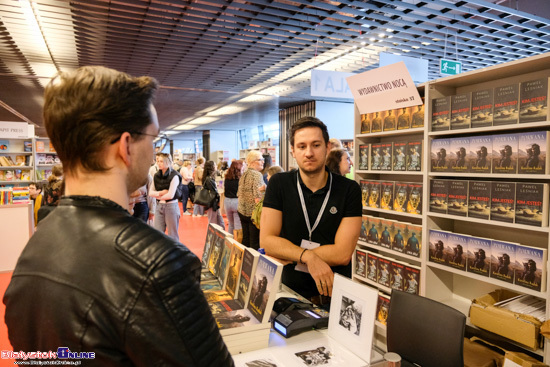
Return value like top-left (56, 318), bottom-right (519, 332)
top-left (326, 148), bottom-right (346, 175)
top-left (43, 66), bottom-right (158, 174)
top-left (289, 116), bottom-right (329, 147)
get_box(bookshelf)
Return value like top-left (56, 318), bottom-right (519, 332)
top-left (353, 52), bottom-right (550, 361)
top-left (34, 137), bottom-right (60, 183)
top-left (0, 137), bottom-right (33, 184)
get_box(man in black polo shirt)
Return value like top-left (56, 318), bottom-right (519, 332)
top-left (261, 116), bottom-right (362, 301)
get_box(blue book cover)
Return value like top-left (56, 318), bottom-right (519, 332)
top-left (490, 240), bottom-right (516, 284)
top-left (247, 255), bottom-right (282, 323)
top-left (429, 230), bottom-right (448, 266)
top-left (514, 244), bottom-right (547, 292)
top-left (447, 233), bottom-right (469, 271)
top-left (466, 237), bottom-right (491, 277)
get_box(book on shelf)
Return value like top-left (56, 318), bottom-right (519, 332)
top-left (0, 140), bottom-right (9, 151)
top-left (471, 89), bottom-right (494, 128)
top-left (360, 180), bottom-right (369, 207)
top-left (370, 143), bottom-right (382, 170)
top-left (468, 180), bottom-right (491, 220)
top-left (514, 244), bottom-right (547, 292)
top-left (366, 217), bottom-right (381, 246)
top-left (392, 141), bottom-right (407, 171)
top-left (449, 137), bottom-right (470, 173)
top-left (379, 219), bottom-right (394, 249)
top-left (514, 182), bottom-right (549, 227)
top-left (397, 106), bottom-right (412, 130)
top-left (492, 134), bottom-right (518, 174)
top-left (450, 93), bottom-right (472, 130)
top-left (517, 131), bottom-right (549, 175)
top-left (5, 156), bottom-right (15, 166)
top-left (0, 156), bottom-right (10, 167)
top-left (447, 180), bottom-right (468, 217)
top-left (447, 233), bottom-right (469, 271)
top-left (406, 182), bottom-right (422, 215)
top-left (429, 229), bottom-right (449, 266)
top-left (430, 138), bottom-right (450, 172)
top-left (391, 221), bottom-right (407, 254)
top-left (404, 223), bottom-right (422, 258)
top-left (519, 77), bottom-right (548, 124)
top-left (490, 182), bottom-right (516, 223)
top-left (358, 144), bottom-right (369, 170)
top-left (411, 103), bottom-right (425, 129)
top-left (493, 84), bottom-right (519, 126)
top-left (14, 155), bottom-right (25, 166)
top-left (377, 255), bottom-right (391, 288)
top-left (466, 236), bottom-right (491, 277)
top-left (403, 264), bottom-right (420, 295)
top-left (393, 181), bottom-right (409, 213)
top-left (383, 109), bottom-right (397, 131)
top-left (3, 170), bottom-right (14, 181)
top-left (367, 180), bottom-right (381, 209)
top-left (36, 141), bottom-right (45, 152)
top-left (366, 252), bottom-right (378, 282)
top-left (360, 113), bottom-right (371, 134)
top-left (207, 227), bottom-right (227, 277)
top-left (429, 179), bottom-right (449, 214)
top-left (218, 238), bottom-right (234, 289)
top-left (468, 135), bottom-right (492, 173)
top-left (224, 240), bottom-right (245, 299)
top-left (354, 248), bottom-right (367, 278)
top-left (490, 240), bottom-right (516, 284)
top-left (237, 247), bottom-right (261, 307)
top-left (379, 142), bottom-right (392, 171)
top-left (390, 260), bottom-right (405, 291)
top-left (431, 96), bottom-right (451, 131)
top-left (406, 139), bottom-right (423, 171)
top-left (376, 292), bottom-right (391, 325)
top-left (23, 141), bottom-right (32, 152)
top-left (379, 180), bottom-right (394, 211)
top-left (371, 111), bottom-right (383, 133)
top-left (359, 215), bottom-right (369, 243)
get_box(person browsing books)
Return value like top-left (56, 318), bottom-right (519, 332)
top-left (260, 116), bottom-right (362, 303)
top-left (3, 66), bottom-right (233, 367)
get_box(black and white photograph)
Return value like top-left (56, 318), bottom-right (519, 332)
top-left (244, 358), bottom-right (279, 367)
top-left (295, 346), bottom-right (333, 366)
top-left (338, 295), bottom-right (363, 336)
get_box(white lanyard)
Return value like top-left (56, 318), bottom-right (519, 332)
top-left (296, 171), bottom-right (332, 241)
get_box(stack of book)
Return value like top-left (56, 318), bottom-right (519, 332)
top-left (358, 139), bottom-right (423, 172)
top-left (360, 179), bottom-right (423, 215)
top-left (360, 99), bottom-right (425, 134)
top-left (200, 223), bottom-right (283, 354)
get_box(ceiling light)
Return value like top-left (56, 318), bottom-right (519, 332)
top-left (412, 45), bottom-right (420, 49)
top-left (361, 42), bottom-right (366, 46)
top-left (173, 124), bottom-right (200, 131)
top-left (422, 42), bottom-right (431, 46)
top-left (386, 28), bottom-right (394, 33)
top-left (379, 33), bottom-right (385, 38)
top-left (370, 37), bottom-right (376, 42)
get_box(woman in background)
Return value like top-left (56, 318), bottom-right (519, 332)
top-left (224, 160), bottom-right (243, 242)
top-left (42, 164), bottom-right (63, 206)
top-left (150, 153), bottom-right (181, 241)
top-left (326, 148), bottom-right (353, 176)
top-left (193, 157), bottom-right (205, 217)
top-left (179, 160), bottom-right (193, 215)
top-left (203, 160), bottom-right (224, 228)
top-left (261, 153), bottom-right (272, 184)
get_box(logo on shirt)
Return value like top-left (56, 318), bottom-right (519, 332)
top-left (329, 206), bottom-right (337, 214)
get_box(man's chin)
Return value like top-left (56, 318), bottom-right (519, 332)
top-left (299, 164), bottom-right (325, 175)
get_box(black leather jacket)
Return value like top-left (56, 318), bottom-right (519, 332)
top-left (3, 196), bottom-right (234, 367)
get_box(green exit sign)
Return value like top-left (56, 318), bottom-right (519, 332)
top-left (440, 59), bottom-right (462, 75)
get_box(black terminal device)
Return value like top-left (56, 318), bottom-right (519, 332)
top-left (272, 297), bottom-right (330, 338)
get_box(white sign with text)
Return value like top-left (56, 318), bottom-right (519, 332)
top-left (346, 61), bottom-right (422, 114)
top-left (0, 121), bottom-right (29, 139)
top-left (310, 69), bottom-right (354, 99)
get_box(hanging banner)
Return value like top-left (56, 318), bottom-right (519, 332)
top-left (311, 69), bottom-right (354, 99)
top-left (345, 62), bottom-right (422, 114)
top-left (0, 121), bottom-right (29, 139)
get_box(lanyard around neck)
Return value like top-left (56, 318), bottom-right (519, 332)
top-left (296, 171), bottom-right (332, 241)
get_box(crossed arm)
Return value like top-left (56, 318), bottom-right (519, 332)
top-left (260, 206), bottom-right (361, 297)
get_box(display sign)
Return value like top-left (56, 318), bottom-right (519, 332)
top-left (0, 121), bottom-right (29, 139)
top-left (310, 69), bottom-right (354, 99)
top-left (379, 52), bottom-right (428, 84)
top-left (345, 62), bottom-right (422, 114)
top-left (440, 59), bottom-right (462, 75)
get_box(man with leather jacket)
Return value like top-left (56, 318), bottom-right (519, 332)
top-left (3, 66), bottom-right (234, 366)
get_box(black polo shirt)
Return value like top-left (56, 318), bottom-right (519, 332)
top-left (263, 167), bottom-right (362, 298)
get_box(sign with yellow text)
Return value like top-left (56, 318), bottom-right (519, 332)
top-left (346, 62), bottom-right (422, 114)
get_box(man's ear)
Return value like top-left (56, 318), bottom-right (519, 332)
top-left (290, 145), bottom-right (295, 158)
top-left (117, 132), bottom-right (133, 167)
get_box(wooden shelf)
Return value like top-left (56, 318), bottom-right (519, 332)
top-left (357, 240), bottom-right (421, 263)
top-left (362, 206), bottom-right (422, 219)
top-left (0, 151), bottom-right (32, 155)
top-left (427, 212), bottom-right (550, 233)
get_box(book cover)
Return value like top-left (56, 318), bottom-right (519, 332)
top-left (359, 215), bottom-right (370, 243)
top-left (215, 308), bottom-right (261, 333)
top-left (360, 113), bottom-right (371, 134)
top-left (247, 255), bottom-right (283, 323)
top-left (391, 221), bottom-right (407, 253)
top-left (431, 96), bottom-right (451, 131)
top-left (430, 138), bottom-right (450, 172)
top-left (208, 228), bottom-right (226, 277)
top-left (366, 252), bottom-right (379, 282)
top-left (406, 139), bottom-right (423, 171)
top-left (379, 219), bottom-right (394, 249)
top-left (390, 260), bottom-right (405, 291)
top-left (514, 182), bottom-right (549, 227)
top-left (200, 278), bottom-right (223, 292)
top-left (404, 223), bottom-right (422, 258)
top-left (203, 290), bottom-right (233, 303)
top-left (379, 142), bottom-right (393, 171)
top-left (411, 103), bottom-right (425, 128)
top-left (403, 265), bottom-right (420, 295)
top-left (209, 299), bottom-right (245, 316)
top-left (468, 181), bottom-right (491, 219)
top-left (406, 182), bottom-right (423, 215)
top-left (201, 223), bottom-right (219, 267)
top-left (449, 137), bottom-right (470, 173)
top-left (393, 182), bottom-right (409, 213)
top-left (514, 244), bottom-right (547, 292)
top-left (519, 78), bottom-right (548, 123)
top-left (471, 89), bottom-right (494, 128)
top-left (429, 179), bottom-right (449, 214)
top-left (450, 93), bottom-right (472, 130)
top-left (429, 229), bottom-right (448, 266)
top-left (376, 293), bottom-right (391, 325)
top-left (35, 141), bottom-right (45, 152)
top-left (493, 84), bottom-right (519, 126)
top-left (370, 143), bottom-right (382, 170)
top-left (447, 233), bottom-right (468, 271)
top-left (0, 140), bottom-right (8, 152)
top-left (371, 111), bottom-right (383, 133)
top-left (397, 106), bottom-right (412, 130)
top-left (379, 181), bottom-right (394, 211)
top-left (377, 255), bottom-right (391, 288)
top-left (354, 249), bottom-right (367, 278)
top-left (358, 144), bottom-right (370, 170)
top-left (490, 182), bottom-right (516, 223)
top-left (490, 240), bottom-right (516, 284)
top-left (518, 131), bottom-right (548, 174)
top-left (468, 135), bottom-right (492, 173)
top-left (383, 109), bottom-right (397, 131)
top-left (23, 141), bottom-right (32, 152)
top-left (466, 237), bottom-right (491, 276)
top-left (360, 180), bottom-right (369, 208)
top-left (217, 238), bottom-right (234, 289)
top-left (367, 180), bottom-right (381, 209)
top-left (366, 217), bottom-right (381, 246)
top-left (392, 141), bottom-right (407, 171)
top-left (492, 134), bottom-right (518, 174)
top-left (447, 180), bottom-right (468, 217)
top-left (225, 241), bottom-right (245, 299)
top-left (237, 247), bottom-right (260, 307)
